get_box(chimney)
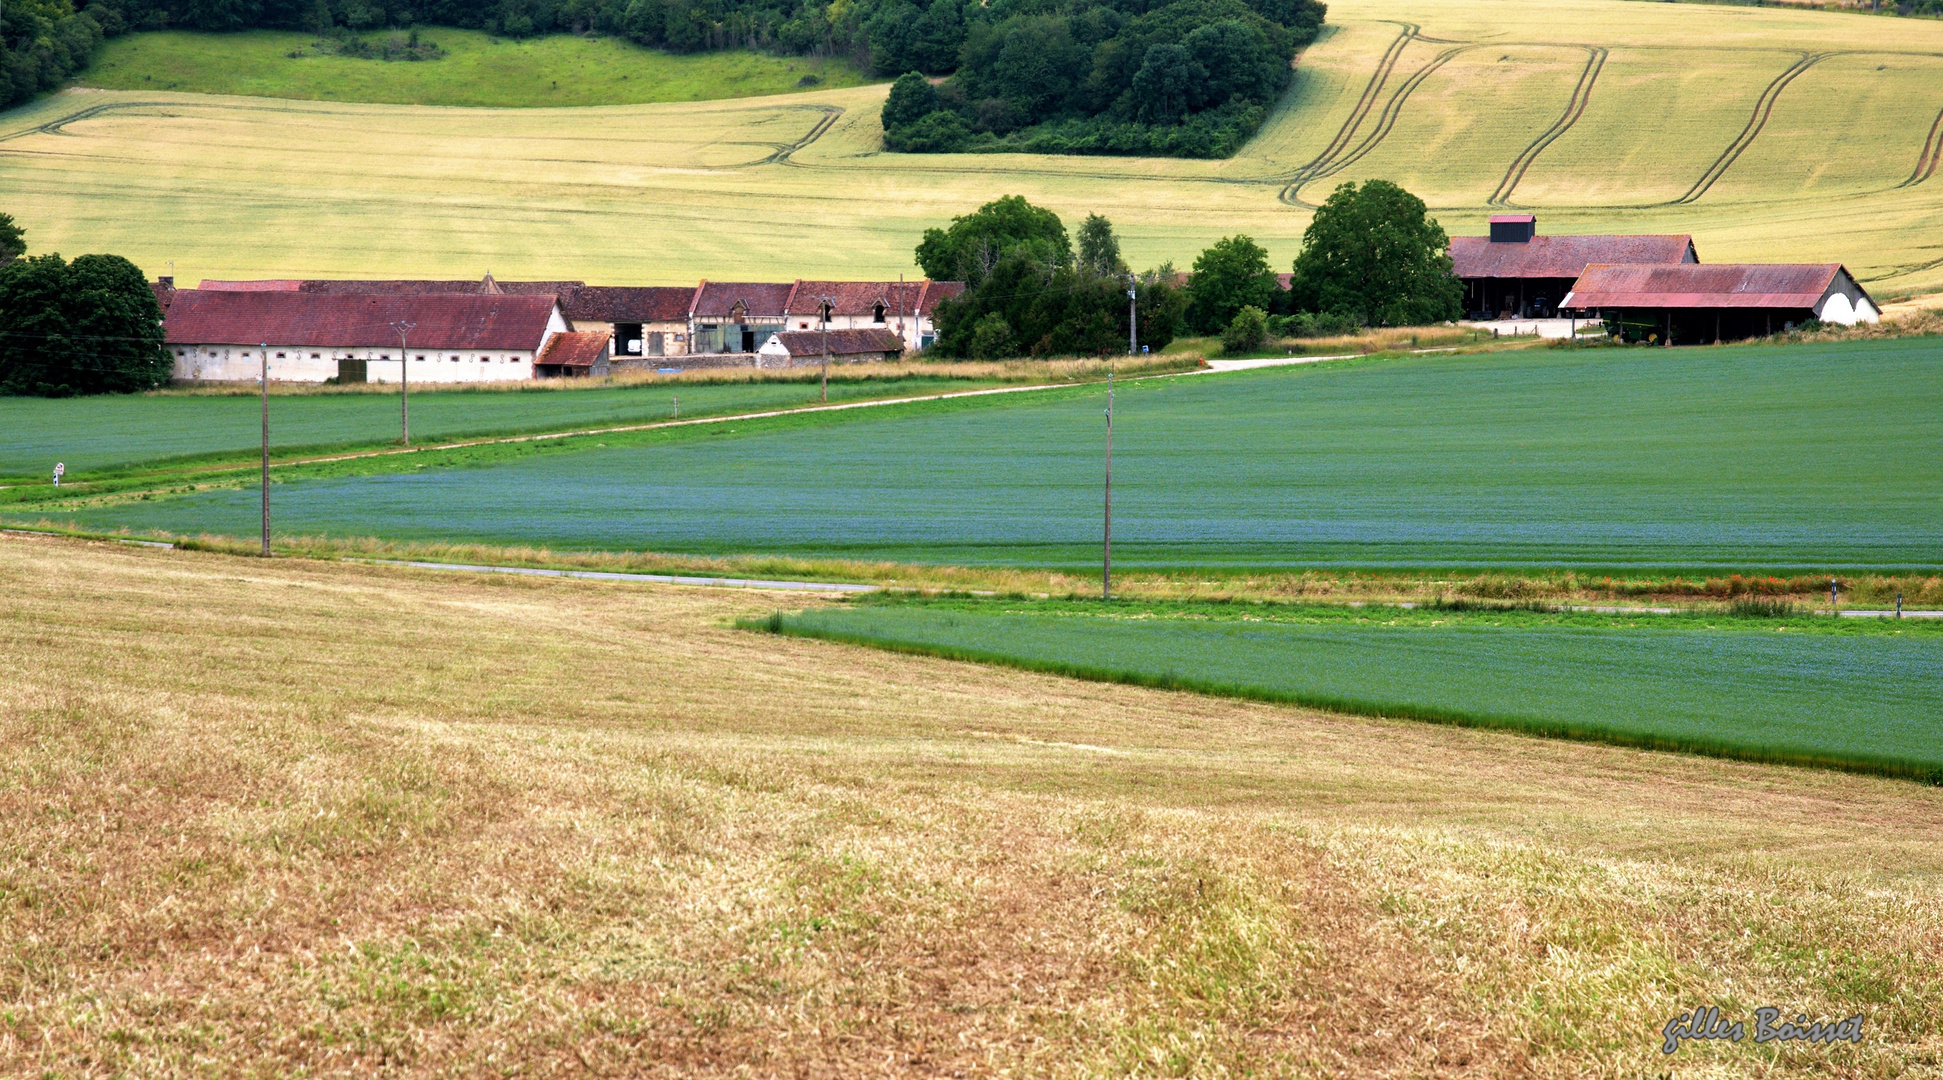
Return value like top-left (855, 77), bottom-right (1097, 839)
top-left (1488, 214), bottom-right (1536, 243)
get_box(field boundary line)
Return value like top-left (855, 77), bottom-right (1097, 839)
top-left (1490, 46), bottom-right (1608, 206)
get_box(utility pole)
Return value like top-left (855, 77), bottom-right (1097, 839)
top-left (259, 343), bottom-right (271, 557)
top-left (897, 273), bottom-right (906, 352)
top-left (1102, 361), bottom-right (1114, 601)
top-left (818, 295), bottom-right (836, 403)
top-left (390, 320), bottom-right (415, 445)
top-left (1128, 272), bottom-right (1138, 356)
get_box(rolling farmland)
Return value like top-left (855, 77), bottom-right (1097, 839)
top-left (32, 338), bottom-right (1943, 573)
top-left (768, 599), bottom-right (1943, 779)
top-left (3, 0), bottom-right (1943, 290)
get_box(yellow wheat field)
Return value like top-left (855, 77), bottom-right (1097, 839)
top-left (3, 0), bottom-right (1942, 292)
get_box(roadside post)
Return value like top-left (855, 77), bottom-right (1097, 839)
top-left (260, 342), bottom-right (270, 557)
top-left (391, 320), bottom-right (416, 445)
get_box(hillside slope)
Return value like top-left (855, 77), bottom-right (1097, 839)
top-left (3, 0), bottom-right (1939, 291)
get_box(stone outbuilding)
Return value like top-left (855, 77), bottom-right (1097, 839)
top-left (757, 328), bottom-right (907, 367)
top-left (534, 330), bottom-right (612, 377)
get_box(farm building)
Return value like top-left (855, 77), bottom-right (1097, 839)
top-left (757, 328), bottom-right (907, 367)
top-left (1450, 215), bottom-right (1697, 319)
top-left (163, 290), bottom-right (567, 383)
top-left (560, 286), bottom-right (695, 359)
top-left (534, 331), bottom-right (611, 377)
top-left (781, 280), bottom-right (965, 352)
top-left (1560, 263), bottom-right (1879, 344)
top-left (689, 281), bottom-right (794, 355)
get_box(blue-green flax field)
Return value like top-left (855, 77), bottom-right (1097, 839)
top-left (22, 338), bottom-right (1943, 573)
top-left (768, 600), bottom-right (1943, 780)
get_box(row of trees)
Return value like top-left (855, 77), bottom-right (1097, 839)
top-left (0, 217), bottom-right (171, 396)
top-left (920, 183), bottom-right (1461, 359)
top-left (879, 0), bottom-right (1323, 158)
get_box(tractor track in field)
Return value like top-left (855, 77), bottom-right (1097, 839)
top-left (1667, 51), bottom-right (1832, 205)
top-left (1899, 103), bottom-right (1943, 188)
top-left (1279, 24), bottom-right (1477, 207)
top-left (1489, 46), bottom-right (1607, 205)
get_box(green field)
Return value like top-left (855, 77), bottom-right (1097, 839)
top-left (764, 597), bottom-right (1943, 779)
top-left (81, 30), bottom-right (871, 108)
top-left (26, 338), bottom-right (1943, 572)
top-left (5, 0), bottom-right (1943, 289)
top-left (0, 375), bottom-right (997, 477)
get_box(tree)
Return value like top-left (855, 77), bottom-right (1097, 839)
top-left (885, 109), bottom-right (971, 153)
top-left (881, 71), bottom-right (940, 130)
top-left (1288, 180), bottom-right (1462, 327)
top-left (0, 253), bottom-right (169, 396)
top-left (1186, 234), bottom-right (1276, 334)
top-left (1077, 213), bottom-right (1125, 276)
top-left (968, 312), bottom-right (1015, 359)
top-left (915, 194), bottom-right (1071, 287)
top-left (1221, 305), bottom-right (1269, 354)
top-left (0, 214), bottom-right (23, 264)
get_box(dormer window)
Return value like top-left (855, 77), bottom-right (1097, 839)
top-left (873, 303), bottom-right (886, 324)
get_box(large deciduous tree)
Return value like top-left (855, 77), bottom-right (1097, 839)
top-left (915, 194), bottom-right (1071, 288)
top-left (1288, 180), bottom-right (1461, 327)
top-left (1185, 234), bottom-right (1276, 335)
top-left (0, 253), bottom-right (170, 396)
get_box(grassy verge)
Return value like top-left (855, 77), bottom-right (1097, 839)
top-left (753, 596), bottom-right (1943, 782)
top-left (81, 29), bottom-right (874, 107)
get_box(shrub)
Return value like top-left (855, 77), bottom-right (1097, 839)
top-left (886, 109), bottom-right (973, 153)
top-left (968, 312), bottom-right (1016, 359)
top-left (1221, 305), bottom-right (1269, 354)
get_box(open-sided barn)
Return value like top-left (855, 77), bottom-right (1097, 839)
top-left (1561, 263), bottom-right (1879, 344)
top-left (1450, 215), bottom-right (1697, 319)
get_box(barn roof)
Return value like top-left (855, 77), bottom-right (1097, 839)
top-left (164, 291), bottom-right (559, 349)
top-left (562, 286), bottom-right (693, 323)
top-left (784, 280), bottom-right (935, 318)
top-left (692, 281), bottom-right (794, 319)
top-left (536, 331), bottom-right (610, 367)
top-left (1449, 234), bottom-right (1695, 280)
top-left (916, 280), bottom-right (964, 315)
top-left (199, 279), bottom-right (303, 291)
top-left (766, 328), bottom-right (906, 356)
top-left (1561, 264), bottom-right (1857, 310)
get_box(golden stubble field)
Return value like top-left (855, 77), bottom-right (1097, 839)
top-left (1, 533), bottom-right (1940, 1076)
top-left (3, 0), bottom-right (1943, 293)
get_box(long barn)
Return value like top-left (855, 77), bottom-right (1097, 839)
top-left (1450, 215), bottom-right (1697, 319)
top-left (1561, 263), bottom-right (1879, 344)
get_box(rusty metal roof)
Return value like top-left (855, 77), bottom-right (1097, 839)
top-left (1450, 234), bottom-right (1695, 280)
top-left (561, 286), bottom-right (694, 323)
top-left (164, 290), bottom-right (559, 349)
top-left (1562, 263), bottom-right (1851, 310)
top-left (692, 281), bottom-right (794, 319)
top-left (536, 331), bottom-right (610, 367)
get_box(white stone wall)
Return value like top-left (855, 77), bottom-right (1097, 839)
top-left (171, 343), bottom-right (542, 383)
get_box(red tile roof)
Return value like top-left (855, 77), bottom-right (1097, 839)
top-left (536, 331), bottom-right (610, 367)
top-left (785, 280), bottom-right (931, 318)
top-left (765, 328), bottom-right (907, 357)
top-left (562, 286), bottom-right (693, 323)
top-left (1450, 235), bottom-right (1696, 280)
top-left (293, 277), bottom-right (580, 297)
top-left (1562, 264), bottom-right (1852, 310)
top-left (915, 280), bottom-right (963, 316)
top-left (692, 281), bottom-right (794, 319)
top-left (164, 291), bottom-right (560, 350)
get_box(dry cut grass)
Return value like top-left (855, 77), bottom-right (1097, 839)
top-left (2, 533), bottom-right (1941, 1076)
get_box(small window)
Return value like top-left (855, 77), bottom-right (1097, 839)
top-left (799, 322), bottom-right (809, 329)
top-left (450, 355), bottom-right (460, 361)
top-left (276, 352), bottom-right (286, 358)
top-left (415, 354), bottom-right (426, 361)
top-left (175, 350), bottom-right (185, 356)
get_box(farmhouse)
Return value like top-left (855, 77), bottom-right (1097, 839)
top-left (757, 328), bottom-right (907, 367)
top-left (1561, 263), bottom-right (1879, 344)
top-left (164, 290), bottom-right (567, 383)
top-left (688, 281), bottom-right (794, 355)
top-left (561, 286), bottom-right (695, 359)
top-left (781, 280), bottom-right (965, 352)
top-left (1450, 215), bottom-right (1697, 319)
